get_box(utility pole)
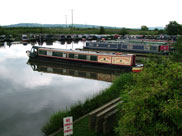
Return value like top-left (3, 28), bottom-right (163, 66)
top-left (70, 9), bottom-right (74, 28)
top-left (65, 15), bottom-right (67, 28)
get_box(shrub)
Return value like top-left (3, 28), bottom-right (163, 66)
top-left (116, 58), bottom-right (182, 136)
top-left (170, 36), bottom-right (182, 62)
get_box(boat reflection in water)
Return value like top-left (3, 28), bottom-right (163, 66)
top-left (0, 41), bottom-right (5, 46)
top-left (27, 58), bottom-right (130, 82)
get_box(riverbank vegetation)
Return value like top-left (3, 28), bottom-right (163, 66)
top-left (42, 72), bottom-right (133, 135)
top-left (116, 36), bottom-right (182, 136)
top-left (116, 59), bottom-right (182, 136)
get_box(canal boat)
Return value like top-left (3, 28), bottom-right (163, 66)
top-left (26, 46), bottom-right (139, 70)
top-left (84, 40), bottom-right (171, 54)
top-left (22, 34), bottom-right (28, 42)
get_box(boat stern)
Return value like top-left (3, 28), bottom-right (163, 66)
top-left (132, 64), bottom-right (143, 72)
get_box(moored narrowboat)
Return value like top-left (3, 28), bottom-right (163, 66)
top-left (26, 46), bottom-right (138, 69)
top-left (84, 40), bottom-right (171, 54)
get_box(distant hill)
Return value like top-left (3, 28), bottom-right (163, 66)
top-left (148, 27), bottom-right (164, 30)
top-left (3, 23), bottom-right (164, 30)
top-left (3, 23), bottom-right (121, 29)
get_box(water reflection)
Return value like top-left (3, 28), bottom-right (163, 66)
top-left (0, 42), bottom-right (5, 47)
top-left (45, 40), bottom-right (53, 45)
top-left (27, 58), bottom-right (128, 82)
top-left (0, 42), bottom-right (111, 136)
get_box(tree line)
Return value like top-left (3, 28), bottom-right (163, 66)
top-left (1, 21), bottom-right (182, 36)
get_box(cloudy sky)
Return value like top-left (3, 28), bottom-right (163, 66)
top-left (0, 0), bottom-right (181, 28)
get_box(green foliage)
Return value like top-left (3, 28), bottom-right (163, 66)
top-left (154, 28), bottom-right (159, 31)
top-left (157, 29), bottom-right (165, 35)
top-left (170, 36), bottom-right (182, 62)
top-left (99, 26), bottom-right (105, 34)
top-left (116, 58), bottom-right (182, 136)
top-left (119, 28), bottom-right (128, 36)
top-left (165, 21), bottom-right (182, 35)
top-left (0, 26), bottom-right (6, 35)
top-left (0, 26), bottom-right (160, 36)
top-left (42, 73), bottom-right (133, 135)
top-left (141, 25), bottom-right (149, 31)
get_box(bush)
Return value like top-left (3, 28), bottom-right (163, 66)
top-left (116, 58), bottom-right (182, 136)
top-left (170, 36), bottom-right (182, 62)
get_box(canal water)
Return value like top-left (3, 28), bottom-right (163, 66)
top-left (0, 41), bottom-right (112, 136)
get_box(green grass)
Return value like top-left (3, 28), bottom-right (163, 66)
top-left (42, 73), bottom-right (133, 136)
top-left (55, 116), bottom-right (116, 136)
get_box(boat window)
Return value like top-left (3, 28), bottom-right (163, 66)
top-left (150, 46), bottom-right (157, 51)
top-left (31, 48), bottom-right (34, 53)
top-left (69, 53), bottom-right (75, 58)
top-left (53, 52), bottom-right (63, 57)
top-left (86, 55), bottom-right (90, 60)
top-left (90, 55), bottom-right (98, 61)
top-left (78, 54), bottom-right (86, 60)
top-left (34, 49), bottom-right (38, 54)
top-left (47, 51), bottom-right (52, 56)
top-left (133, 45), bottom-right (144, 50)
top-left (63, 53), bottom-right (67, 58)
top-left (39, 50), bottom-right (47, 55)
top-left (122, 45), bottom-right (127, 49)
top-left (90, 73), bottom-right (97, 79)
top-left (78, 71), bottom-right (86, 77)
top-left (74, 54), bottom-right (78, 59)
top-left (89, 43), bottom-right (93, 47)
top-left (31, 48), bottom-right (37, 54)
top-left (69, 70), bottom-right (75, 76)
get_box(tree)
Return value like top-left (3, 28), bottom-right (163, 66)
top-left (171, 36), bottom-right (182, 61)
top-left (165, 21), bottom-right (182, 35)
top-left (158, 29), bottom-right (165, 34)
top-left (116, 58), bottom-right (182, 136)
top-left (141, 25), bottom-right (149, 31)
top-left (154, 28), bottom-right (159, 31)
top-left (0, 26), bottom-right (6, 35)
top-left (119, 28), bottom-right (128, 36)
top-left (99, 26), bottom-right (105, 34)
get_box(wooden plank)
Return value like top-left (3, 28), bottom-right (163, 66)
top-left (103, 109), bottom-right (118, 134)
top-left (88, 97), bottom-right (120, 130)
top-left (95, 103), bottom-right (119, 133)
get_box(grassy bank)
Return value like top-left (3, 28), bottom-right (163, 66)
top-left (42, 73), bottom-right (133, 136)
top-left (54, 116), bottom-right (117, 136)
top-left (54, 116), bottom-right (102, 136)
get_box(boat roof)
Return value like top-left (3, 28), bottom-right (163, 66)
top-left (32, 46), bottom-right (134, 56)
